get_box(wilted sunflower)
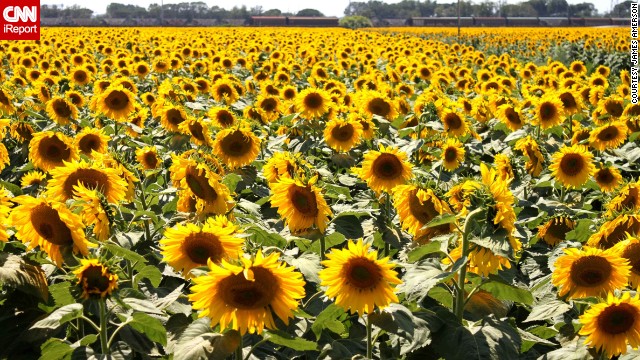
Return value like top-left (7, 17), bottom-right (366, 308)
top-left (353, 145), bottom-right (414, 193)
top-left (323, 118), bottom-right (363, 152)
top-left (20, 170), bottom-right (47, 188)
top-left (494, 154), bottom-right (514, 181)
top-left (441, 138), bottom-right (465, 171)
top-left (45, 97), bottom-right (78, 125)
top-left (319, 239), bottom-right (402, 315)
top-left (95, 85), bottom-right (137, 122)
top-left (552, 246), bottom-right (630, 300)
top-left (270, 177), bottom-right (332, 233)
top-left (47, 160), bottom-right (127, 204)
top-left (73, 258), bottom-right (118, 299)
top-left (607, 182), bottom-right (640, 215)
top-left (533, 95), bottom-right (565, 129)
top-left (549, 144), bottom-right (595, 188)
top-left (514, 136), bottom-right (544, 177)
top-left (10, 121), bottom-right (34, 143)
top-left (29, 131), bottom-right (78, 172)
top-left (208, 106), bottom-right (236, 128)
top-left (579, 292), bottom-right (640, 358)
top-left (440, 109), bottom-right (468, 136)
top-left (213, 126), bottom-right (260, 170)
top-left (295, 88), bottom-right (331, 119)
top-left (537, 216), bottom-right (575, 246)
top-left (9, 196), bottom-right (94, 266)
top-left (75, 127), bottom-right (110, 157)
top-left (392, 184), bottom-right (454, 243)
top-left (135, 146), bottom-right (160, 170)
top-left (189, 251), bottom-right (306, 335)
top-left (160, 216), bottom-right (244, 278)
top-left (594, 165), bottom-right (622, 193)
top-left (589, 122), bottom-right (628, 151)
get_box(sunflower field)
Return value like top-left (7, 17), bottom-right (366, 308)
top-left (0, 26), bottom-right (637, 359)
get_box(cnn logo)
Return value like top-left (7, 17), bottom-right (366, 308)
top-left (0, 0), bottom-right (40, 40)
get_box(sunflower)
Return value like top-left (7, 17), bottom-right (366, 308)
top-left (295, 88), bottom-right (331, 120)
top-left (324, 118), bottom-right (363, 153)
top-left (0, 88), bottom-right (16, 115)
top-left (10, 121), bottom-right (34, 143)
top-left (47, 160), bottom-right (127, 204)
top-left (270, 177), bottom-right (332, 233)
top-left (494, 154), bottom-right (514, 181)
top-left (496, 104), bottom-right (524, 131)
top-left (537, 216), bottom-right (575, 246)
top-left (392, 184), bottom-right (454, 243)
top-left (69, 67), bottom-right (92, 86)
top-left (448, 241), bottom-right (517, 277)
top-left (0, 143), bottom-right (8, 172)
top-left (211, 79), bottom-right (240, 104)
top-left (208, 106), bottom-right (236, 128)
top-left (441, 138), bottom-right (465, 171)
top-left (9, 196), bottom-right (94, 266)
top-left (95, 85), bottom-right (137, 122)
top-left (160, 105), bottom-right (188, 133)
top-left (255, 95), bottom-right (281, 123)
top-left (579, 292), bottom-right (640, 358)
top-left (613, 236), bottom-right (640, 288)
top-left (440, 109), bottom-right (468, 137)
top-left (0, 186), bottom-right (10, 242)
top-left (75, 127), bottom-right (110, 157)
top-left (20, 170), bottom-right (47, 188)
top-left (29, 131), bottom-right (78, 172)
top-left (597, 96), bottom-right (625, 120)
top-left (135, 146), bottom-right (160, 170)
top-left (73, 258), bottom-right (118, 299)
top-left (262, 152), bottom-right (307, 184)
top-left (179, 117), bottom-right (212, 147)
top-left (607, 182), bottom-right (640, 215)
top-left (594, 165), bottom-right (622, 193)
top-left (481, 163), bottom-right (517, 235)
top-left (353, 145), bottom-right (414, 194)
top-left (213, 126), bottom-right (261, 170)
top-left (359, 90), bottom-right (398, 120)
top-left (552, 246), bottom-right (630, 300)
top-left (45, 97), bottom-right (78, 125)
top-left (557, 89), bottom-right (582, 115)
top-left (589, 122), bottom-right (628, 151)
top-left (549, 144), bottom-right (595, 188)
top-left (319, 239), bottom-right (402, 315)
top-left (189, 251), bottom-right (306, 335)
top-left (588, 215), bottom-right (640, 249)
top-left (160, 216), bottom-right (244, 278)
top-left (72, 183), bottom-right (111, 241)
top-left (170, 157), bottom-right (232, 215)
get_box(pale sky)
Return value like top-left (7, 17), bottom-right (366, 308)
top-left (41, 0), bottom-right (611, 17)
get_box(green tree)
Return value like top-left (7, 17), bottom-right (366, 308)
top-left (339, 15), bottom-right (373, 29)
top-left (263, 9), bottom-right (282, 16)
top-left (296, 8), bottom-right (324, 17)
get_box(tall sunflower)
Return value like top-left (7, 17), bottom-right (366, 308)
top-left (441, 138), bottom-right (465, 171)
top-left (9, 196), bottom-right (94, 266)
top-left (552, 246), bottom-right (630, 300)
top-left (46, 160), bottom-right (128, 204)
top-left (319, 239), bottom-right (402, 315)
top-left (323, 118), bottom-right (363, 153)
top-left (579, 292), bottom-right (640, 358)
top-left (73, 258), bottom-right (118, 299)
top-left (189, 251), bottom-right (306, 335)
top-left (549, 144), bottom-right (595, 188)
top-left (213, 126), bottom-right (260, 170)
top-left (29, 131), bottom-right (78, 172)
top-left (392, 184), bottom-right (454, 243)
top-left (353, 145), bottom-right (414, 193)
top-left (270, 177), bottom-right (332, 233)
top-left (294, 88), bottom-right (331, 120)
top-left (160, 216), bottom-right (244, 278)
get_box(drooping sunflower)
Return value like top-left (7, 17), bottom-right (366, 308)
top-left (533, 94), bottom-right (565, 129)
top-left (514, 136), bottom-right (545, 177)
top-left (537, 216), bottom-right (575, 246)
top-left (95, 85), bottom-right (137, 122)
top-left (441, 138), bottom-right (465, 171)
top-left (353, 145), bottom-right (414, 193)
top-left (549, 144), bottom-right (595, 188)
top-left (9, 196), bottom-right (94, 266)
top-left (47, 160), bottom-right (127, 204)
top-left (613, 236), bottom-right (640, 288)
top-left (70, 182), bottom-right (111, 241)
top-left (552, 246), bottom-right (630, 300)
top-left (29, 131), bottom-right (78, 172)
top-left (74, 127), bottom-right (110, 157)
top-left (588, 214), bottom-right (640, 249)
top-left (323, 118), bottom-right (363, 153)
top-left (189, 251), bottom-right (306, 335)
top-left (392, 184), bottom-right (454, 243)
top-left (440, 109), bottom-right (468, 137)
top-left (10, 121), bottom-right (34, 143)
top-left (135, 146), bottom-right (160, 170)
top-left (319, 239), bottom-right (402, 315)
top-left (295, 88), bottom-right (331, 120)
top-left (73, 258), bottom-right (118, 299)
top-left (45, 97), bottom-right (78, 125)
top-left (579, 292), bottom-right (640, 358)
top-left (607, 182), bottom-right (640, 215)
top-left (160, 216), bottom-right (244, 278)
top-left (170, 157), bottom-right (232, 215)
top-left (270, 177), bottom-right (332, 233)
top-left (213, 126), bottom-right (260, 170)
top-left (557, 89), bottom-right (583, 115)
top-left (594, 165), bottom-right (623, 193)
top-left (589, 122), bottom-right (628, 151)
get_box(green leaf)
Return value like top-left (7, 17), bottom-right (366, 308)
top-left (49, 282), bottom-right (76, 307)
top-left (0, 180), bottom-right (22, 196)
top-left (428, 286), bottom-right (453, 308)
top-left (423, 214), bottom-right (457, 229)
top-left (324, 184), bottom-right (352, 200)
top-left (480, 280), bottom-right (534, 306)
top-left (265, 330), bottom-right (318, 351)
top-left (135, 265), bottom-right (162, 287)
top-left (518, 328), bottom-right (555, 353)
top-left (289, 253), bottom-right (322, 284)
top-left (222, 173), bottom-right (243, 193)
top-left (564, 219), bottom-right (593, 243)
top-left (407, 241), bottom-right (446, 262)
top-left (524, 300), bottom-right (572, 323)
top-left (0, 253), bottom-right (49, 301)
top-left (311, 304), bottom-right (346, 339)
top-left (247, 226), bottom-right (287, 248)
top-left (398, 258), bottom-right (466, 302)
top-left (369, 304), bottom-right (432, 355)
top-left (103, 242), bottom-right (147, 265)
top-left (31, 303), bottom-right (84, 329)
top-left (330, 215), bottom-right (364, 238)
top-left (39, 338), bottom-right (73, 360)
top-left (174, 318), bottom-right (227, 360)
top-left (541, 339), bottom-right (591, 360)
top-left (129, 312), bottom-right (167, 346)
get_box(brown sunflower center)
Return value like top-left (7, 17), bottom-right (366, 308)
top-left (39, 136), bottom-right (71, 165)
top-left (260, 98), bottom-right (278, 112)
top-left (605, 101), bottom-right (624, 117)
top-left (595, 169), bottom-right (614, 185)
top-left (597, 303), bottom-right (637, 335)
top-left (81, 265), bottom-right (111, 293)
top-left (78, 134), bottom-right (101, 155)
top-left (444, 148), bottom-right (458, 163)
top-left (62, 168), bottom-right (110, 200)
top-left (559, 153), bottom-right (585, 177)
top-left (188, 121), bottom-right (206, 141)
top-left (570, 255), bottom-right (612, 287)
top-left (216, 111), bottom-right (234, 127)
top-left (619, 188), bottom-right (639, 210)
top-left (331, 123), bottom-right (355, 142)
top-left (104, 90), bottom-right (130, 111)
top-left (444, 113), bottom-right (462, 130)
top-left (283, 89), bottom-right (296, 100)
top-left (344, 257), bottom-right (381, 290)
top-left (303, 92), bottom-right (324, 110)
top-left (289, 186), bottom-right (318, 216)
top-left (30, 203), bottom-right (73, 245)
top-left (216, 84), bottom-right (233, 98)
top-left (68, 94), bottom-right (82, 105)
top-left (372, 153), bottom-right (403, 180)
top-left (220, 130), bottom-right (251, 158)
top-left (559, 93), bottom-right (577, 110)
top-left (602, 221), bottom-right (640, 249)
top-left (166, 109), bottom-right (185, 126)
top-left (539, 102), bottom-right (557, 122)
top-left (52, 99), bottom-right (72, 118)
top-left (74, 71), bottom-right (87, 83)
top-left (0, 90), bottom-right (11, 105)
top-left (597, 126), bottom-right (619, 142)
top-left (544, 219), bottom-right (573, 242)
top-left (220, 267), bottom-right (278, 309)
top-left (183, 232), bottom-right (223, 265)
top-left (185, 167), bottom-right (218, 201)
top-left (367, 98), bottom-right (391, 117)
top-left (623, 243), bottom-right (640, 275)
top-left (505, 108), bottom-right (521, 125)
top-left (143, 152), bottom-right (158, 169)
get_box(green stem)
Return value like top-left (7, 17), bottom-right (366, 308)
top-left (560, 186), bottom-right (566, 203)
top-left (128, 260), bottom-right (138, 291)
top-left (244, 338), bottom-right (269, 360)
top-left (454, 208), bottom-right (484, 322)
top-left (137, 182), bottom-right (153, 245)
top-left (320, 235), bottom-right (326, 261)
top-left (78, 317), bottom-right (84, 338)
top-left (81, 315), bottom-right (101, 332)
top-left (99, 299), bottom-right (110, 355)
top-left (235, 335), bottom-right (243, 360)
top-left (366, 314), bottom-right (373, 359)
top-left (107, 320), bottom-right (133, 350)
top-left (435, 163), bottom-right (443, 189)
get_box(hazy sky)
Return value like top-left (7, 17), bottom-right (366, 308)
top-left (41, 0), bottom-right (612, 17)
